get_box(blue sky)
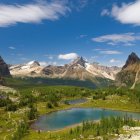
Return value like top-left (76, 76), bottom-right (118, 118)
top-left (0, 0), bottom-right (140, 66)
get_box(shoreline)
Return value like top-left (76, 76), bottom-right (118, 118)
top-left (31, 100), bottom-right (140, 132)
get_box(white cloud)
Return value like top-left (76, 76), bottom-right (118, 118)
top-left (39, 61), bottom-right (57, 66)
top-left (92, 33), bottom-right (140, 45)
top-left (103, 0), bottom-right (140, 26)
top-left (52, 62), bottom-right (57, 66)
top-left (100, 50), bottom-right (122, 55)
top-left (101, 9), bottom-right (110, 16)
top-left (94, 48), bottom-right (122, 55)
top-left (0, 1), bottom-right (70, 27)
top-left (39, 61), bottom-right (48, 66)
top-left (9, 46), bottom-right (16, 49)
top-left (58, 53), bottom-right (78, 60)
top-left (109, 59), bottom-right (120, 63)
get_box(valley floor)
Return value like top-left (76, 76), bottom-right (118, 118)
top-left (0, 85), bottom-right (140, 140)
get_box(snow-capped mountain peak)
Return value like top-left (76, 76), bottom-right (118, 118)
top-left (10, 61), bottom-right (43, 77)
top-left (9, 57), bottom-right (121, 80)
top-left (27, 61), bottom-right (40, 67)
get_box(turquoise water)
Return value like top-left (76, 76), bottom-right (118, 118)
top-left (32, 108), bottom-right (140, 131)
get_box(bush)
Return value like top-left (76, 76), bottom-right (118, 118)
top-left (46, 102), bottom-right (53, 109)
top-left (27, 105), bottom-right (38, 120)
top-left (5, 103), bottom-right (17, 111)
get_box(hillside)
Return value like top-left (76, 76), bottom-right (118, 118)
top-left (116, 52), bottom-right (140, 88)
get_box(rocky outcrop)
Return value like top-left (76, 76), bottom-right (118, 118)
top-left (122, 52), bottom-right (140, 70)
top-left (116, 52), bottom-right (140, 88)
top-left (42, 65), bottom-right (68, 77)
top-left (115, 126), bottom-right (140, 140)
top-left (0, 56), bottom-right (10, 77)
top-left (69, 57), bottom-right (86, 68)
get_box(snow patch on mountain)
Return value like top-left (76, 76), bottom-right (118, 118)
top-left (85, 63), bottom-right (120, 80)
top-left (10, 61), bottom-right (43, 76)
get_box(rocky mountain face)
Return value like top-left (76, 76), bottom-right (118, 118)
top-left (85, 63), bottom-right (120, 80)
top-left (10, 61), bottom-right (43, 77)
top-left (61, 57), bottom-right (94, 80)
top-left (0, 56), bottom-right (11, 85)
top-left (116, 52), bottom-right (140, 88)
top-left (10, 57), bottom-right (121, 82)
top-left (0, 56), bottom-right (10, 77)
top-left (42, 65), bottom-right (68, 78)
top-left (122, 52), bottom-right (140, 70)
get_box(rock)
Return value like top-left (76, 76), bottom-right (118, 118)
top-left (123, 126), bottom-right (130, 131)
top-left (122, 52), bottom-right (140, 70)
top-left (96, 136), bottom-right (103, 140)
top-left (0, 56), bottom-right (11, 77)
top-left (130, 127), bottom-right (140, 131)
top-left (0, 85), bottom-right (16, 93)
top-left (116, 126), bottom-right (140, 140)
top-left (88, 135), bottom-right (94, 139)
top-left (80, 134), bottom-right (84, 139)
top-left (116, 52), bottom-right (140, 87)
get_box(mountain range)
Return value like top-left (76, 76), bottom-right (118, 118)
top-left (0, 52), bottom-right (140, 88)
top-left (9, 57), bottom-right (120, 81)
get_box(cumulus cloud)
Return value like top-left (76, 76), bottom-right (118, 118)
top-left (102, 0), bottom-right (140, 26)
top-left (58, 53), bottom-right (78, 60)
top-left (92, 33), bottom-right (140, 46)
top-left (0, 1), bottom-right (70, 27)
top-left (39, 61), bottom-right (57, 66)
top-left (39, 61), bottom-right (48, 66)
top-left (109, 59), bottom-right (120, 63)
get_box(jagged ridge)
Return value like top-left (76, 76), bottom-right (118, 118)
top-left (116, 52), bottom-right (140, 88)
top-left (10, 57), bottom-right (120, 81)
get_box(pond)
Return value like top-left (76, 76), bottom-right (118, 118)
top-left (32, 108), bottom-right (140, 131)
